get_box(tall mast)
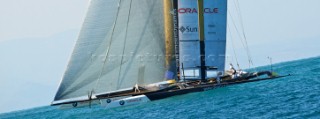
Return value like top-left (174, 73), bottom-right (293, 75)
top-left (163, 0), bottom-right (179, 80)
top-left (172, 0), bottom-right (180, 80)
top-left (197, 0), bottom-right (206, 81)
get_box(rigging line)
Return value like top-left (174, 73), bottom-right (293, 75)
top-left (234, 0), bottom-right (256, 69)
top-left (228, 7), bottom-right (255, 69)
top-left (228, 10), bottom-right (246, 49)
top-left (235, 0), bottom-right (247, 40)
top-left (232, 0), bottom-right (247, 43)
top-left (234, 0), bottom-right (244, 31)
top-left (117, 0), bottom-right (133, 90)
top-left (228, 10), bottom-right (251, 68)
top-left (93, 0), bottom-right (123, 93)
top-left (227, 24), bottom-right (241, 70)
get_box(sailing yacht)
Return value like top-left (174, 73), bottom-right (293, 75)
top-left (52, 0), bottom-right (288, 109)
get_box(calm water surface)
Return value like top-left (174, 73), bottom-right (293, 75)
top-left (1, 57), bottom-right (320, 118)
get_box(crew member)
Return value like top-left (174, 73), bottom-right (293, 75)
top-left (216, 71), bottom-right (222, 84)
top-left (134, 84), bottom-right (140, 93)
top-left (229, 63), bottom-right (237, 79)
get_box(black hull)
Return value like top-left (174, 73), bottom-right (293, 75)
top-left (52, 74), bottom-right (289, 106)
top-left (145, 75), bottom-right (288, 101)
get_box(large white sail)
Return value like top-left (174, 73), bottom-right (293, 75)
top-left (204, 0), bottom-right (227, 72)
top-left (53, 0), bottom-right (171, 103)
top-left (178, 0), bottom-right (201, 79)
top-left (178, 0), bottom-right (227, 79)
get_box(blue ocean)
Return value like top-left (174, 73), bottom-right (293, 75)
top-left (1, 57), bottom-right (319, 118)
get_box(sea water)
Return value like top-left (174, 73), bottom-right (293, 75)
top-left (1, 57), bottom-right (320, 118)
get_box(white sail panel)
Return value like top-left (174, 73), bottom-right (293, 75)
top-left (204, 0), bottom-right (227, 71)
top-left (54, 0), bottom-right (168, 102)
top-left (53, 0), bottom-right (120, 102)
top-left (177, 0), bottom-right (199, 41)
top-left (178, 0), bottom-right (201, 79)
top-left (95, 0), bottom-right (167, 94)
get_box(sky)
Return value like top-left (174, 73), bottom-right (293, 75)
top-left (0, 0), bottom-right (88, 113)
top-left (1, 0), bottom-right (320, 113)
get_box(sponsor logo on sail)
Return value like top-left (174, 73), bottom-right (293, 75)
top-left (119, 100), bottom-right (125, 105)
top-left (179, 26), bottom-right (198, 33)
top-left (106, 99), bottom-right (111, 103)
top-left (178, 8), bottom-right (219, 14)
top-left (127, 98), bottom-right (142, 103)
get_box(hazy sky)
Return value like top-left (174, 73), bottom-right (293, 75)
top-left (0, 0), bottom-right (88, 42)
top-left (0, 0), bottom-right (88, 113)
top-left (1, 0), bottom-right (320, 113)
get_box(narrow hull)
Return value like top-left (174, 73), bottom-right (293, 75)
top-left (99, 75), bottom-right (288, 108)
top-left (58, 100), bottom-right (100, 109)
top-left (54, 73), bottom-right (289, 109)
top-left (101, 95), bottom-right (150, 108)
top-left (145, 75), bottom-right (287, 101)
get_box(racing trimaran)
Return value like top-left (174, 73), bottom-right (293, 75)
top-left (51, 0), bottom-right (288, 109)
